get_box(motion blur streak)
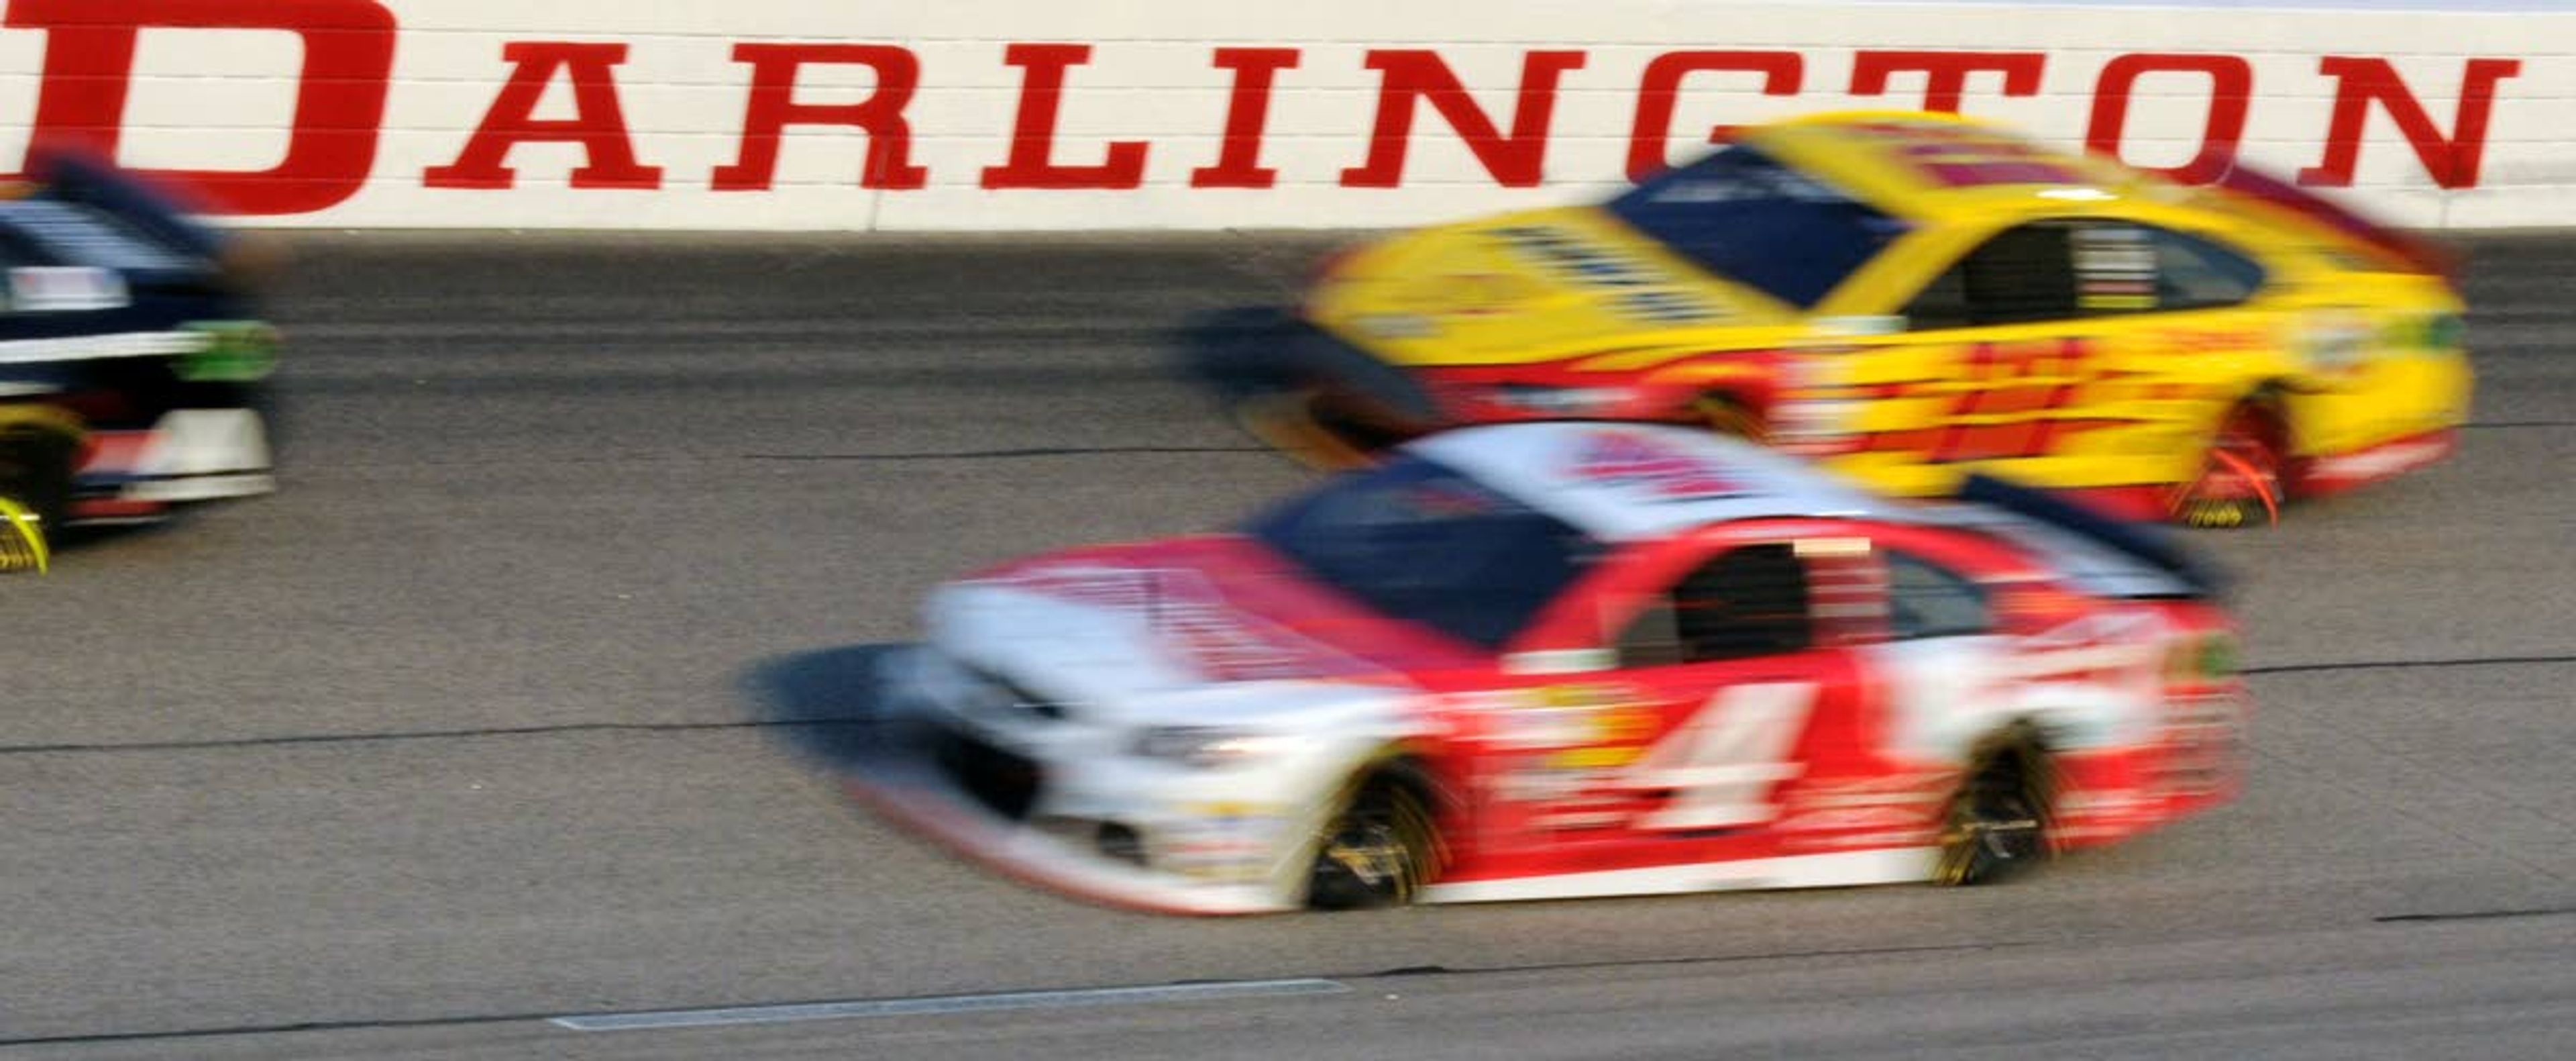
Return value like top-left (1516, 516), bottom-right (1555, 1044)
top-left (0, 232), bottom-right (2564, 1059)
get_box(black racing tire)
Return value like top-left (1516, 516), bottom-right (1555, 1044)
top-left (0, 423), bottom-right (77, 548)
top-left (1306, 771), bottom-right (1442, 911)
top-left (1933, 731), bottom-right (2053, 887)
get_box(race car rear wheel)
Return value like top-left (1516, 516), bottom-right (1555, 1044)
top-left (2172, 401), bottom-right (2285, 528)
top-left (1307, 773), bottom-right (1440, 910)
top-left (1933, 732), bottom-right (2052, 887)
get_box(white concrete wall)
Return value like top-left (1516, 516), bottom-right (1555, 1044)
top-left (0, 1), bottom-right (2563, 230)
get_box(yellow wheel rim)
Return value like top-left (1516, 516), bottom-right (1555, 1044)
top-left (0, 497), bottom-right (48, 574)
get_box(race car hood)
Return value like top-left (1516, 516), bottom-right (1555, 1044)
top-left (1302, 206), bottom-right (1803, 366)
top-left (923, 536), bottom-right (1477, 715)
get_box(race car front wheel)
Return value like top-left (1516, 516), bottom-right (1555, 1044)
top-left (2172, 401), bottom-right (2284, 528)
top-left (1933, 732), bottom-right (2052, 887)
top-left (1693, 393), bottom-right (1769, 444)
top-left (1307, 774), bottom-right (1440, 910)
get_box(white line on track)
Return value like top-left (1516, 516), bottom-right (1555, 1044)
top-left (547, 978), bottom-right (1350, 1032)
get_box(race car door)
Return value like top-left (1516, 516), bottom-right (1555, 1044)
top-left (1815, 217), bottom-right (2275, 497)
top-left (1456, 535), bottom-right (1879, 892)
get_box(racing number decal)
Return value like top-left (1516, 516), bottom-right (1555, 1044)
top-left (1858, 340), bottom-right (2131, 463)
top-left (1623, 682), bottom-right (1818, 831)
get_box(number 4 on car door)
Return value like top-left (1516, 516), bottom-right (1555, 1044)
top-left (1602, 540), bottom-right (1870, 850)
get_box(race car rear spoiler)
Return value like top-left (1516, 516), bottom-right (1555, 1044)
top-left (1957, 473), bottom-right (2229, 599)
top-left (2206, 159), bottom-right (2461, 287)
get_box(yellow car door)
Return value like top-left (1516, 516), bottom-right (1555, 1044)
top-left (1794, 215), bottom-right (2293, 516)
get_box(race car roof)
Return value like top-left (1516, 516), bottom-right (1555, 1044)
top-left (1743, 111), bottom-right (2151, 221)
top-left (1401, 422), bottom-right (1896, 542)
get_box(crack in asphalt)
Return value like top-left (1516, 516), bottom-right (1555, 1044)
top-left (2375, 906), bottom-right (2576, 924)
top-left (0, 717), bottom-right (877, 756)
top-left (1344, 940), bottom-right (2020, 982)
top-left (1, 655), bottom-right (2563, 758)
top-left (2241, 654), bottom-right (2576, 676)
top-left (0, 945), bottom-right (2006, 1048)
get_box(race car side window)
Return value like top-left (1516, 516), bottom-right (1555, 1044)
top-left (1906, 220), bottom-right (2267, 331)
top-left (1884, 551), bottom-right (1991, 640)
top-left (2143, 227), bottom-right (2266, 309)
top-left (1902, 223), bottom-right (2079, 330)
top-left (1617, 543), bottom-right (1813, 666)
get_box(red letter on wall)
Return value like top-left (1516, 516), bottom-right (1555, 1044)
top-left (2086, 54), bottom-right (2253, 185)
top-left (424, 42), bottom-right (664, 190)
top-left (1849, 51), bottom-right (2045, 113)
top-left (1190, 48), bottom-right (1303, 189)
top-left (2297, 57), bottom-right (2521, 189)
top-left (712, 44), bottom-right (927, 191)
top-left (1340, 50), bottom-right (1588, 188)
top-left (980, 44), bottom-right (1150, 189)
top-left (1625, 50), bottom-right (1802, 182)
top-left (4, 0), bottom-right (395, 215)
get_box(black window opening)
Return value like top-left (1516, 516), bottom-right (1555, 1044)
top-left (1618, 544), bottom-right (1814, 666)
top-left (1884, 552), bottom-right (1992, 640)
top-left (1605, 146), bottom-right (1913, 309)
top-left (1904, 224), bottom-right (2078, 330)
top-left (1903, 220), bottom-right (2267, 331)
top-left (1244, 454), bottom-right (1605, 650)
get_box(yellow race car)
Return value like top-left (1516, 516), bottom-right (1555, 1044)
top-left (1189, 110), bottom-right (2470, 526)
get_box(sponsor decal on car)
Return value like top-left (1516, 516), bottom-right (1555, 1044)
top-left (1566, 428), bottom-right (1750, 501)
top-left (994, 564), bottom-right (1374, 681)
top-left (1491, 225), bottom-right (1727, 323)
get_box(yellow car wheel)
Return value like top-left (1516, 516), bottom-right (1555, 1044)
top-left (0, 497), bottom-right (44, 573)
top-left (1692, 393), bottom-right (1769, 444)
top-left (2171, 402), bottom-right (2285, 529)
top-left (1232, 389), bottom-right (1380, 471)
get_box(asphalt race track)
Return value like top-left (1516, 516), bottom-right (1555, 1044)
top-left (3, 231), bottom-right (2570, 1060)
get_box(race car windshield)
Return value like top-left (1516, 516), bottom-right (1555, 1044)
top-left (1605, 145), bottom-right (1911, 308)
top-left (1246, 455), bottom-right (1605, 650)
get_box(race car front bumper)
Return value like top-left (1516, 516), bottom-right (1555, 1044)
top-left (845, 646), bottom-right (1327, 916)
top-left (1176, 307), bottom-right (1442, 421)
top-left (1176, 307), bottom-right (1451, 464)
top-left (74, 407), bottom-right (275, 522)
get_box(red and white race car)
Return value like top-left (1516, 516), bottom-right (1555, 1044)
top-left (860, 423), bottom-right (2245, 914)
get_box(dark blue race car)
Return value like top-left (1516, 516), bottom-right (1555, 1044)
top-left (0, 149), bottom-right (281, 567)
